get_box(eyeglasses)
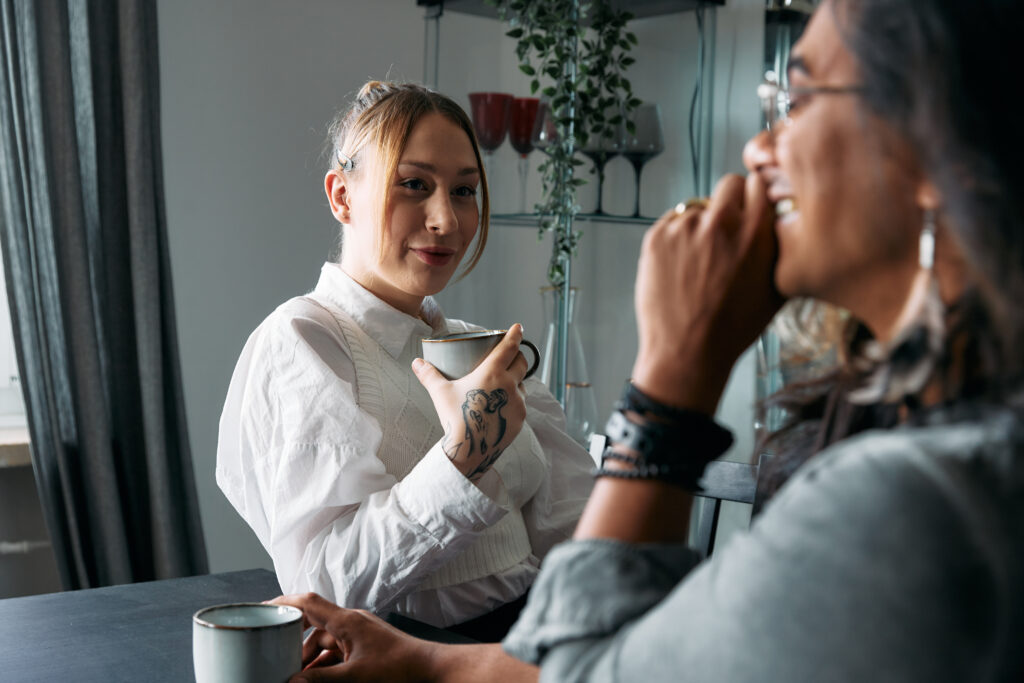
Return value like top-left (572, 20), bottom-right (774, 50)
top-left (757, 71), bottom-right (864, 132)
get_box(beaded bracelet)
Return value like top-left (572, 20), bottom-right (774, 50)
top-left (593, 446), bottom-right (709, 489)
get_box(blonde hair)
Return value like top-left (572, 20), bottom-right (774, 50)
top-left (326, 80), bottom-right (490, 277)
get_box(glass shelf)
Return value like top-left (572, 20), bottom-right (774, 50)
top-left (491, 213), bottom-right (657, 227)
top-left (416, 0), bottom-right (725, 21)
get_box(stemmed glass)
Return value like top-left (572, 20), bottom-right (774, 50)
top-left (509, 97), bottom-right (540, 214)
top-left (468, 92), bottom-right (513, 183)
top-left (623, 104), bottom-right (665, 218)
top-left (530, 98), bottom-right (559, 154)
top-left (580, 105), bottom-right (625, 215)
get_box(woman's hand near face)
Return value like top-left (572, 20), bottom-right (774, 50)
top-left (414, 325), bottom-right (530, 481)
top-left (632, 173), bottom-right (783, 415)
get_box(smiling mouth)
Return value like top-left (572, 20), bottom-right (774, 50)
top-left (411, 247), bottom-right (456, 266)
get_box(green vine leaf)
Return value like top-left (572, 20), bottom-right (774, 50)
top-left (492, 0), bottom-right (642, 287)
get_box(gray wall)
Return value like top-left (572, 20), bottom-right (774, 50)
top-left (159, 0), bottom-right (765, 573)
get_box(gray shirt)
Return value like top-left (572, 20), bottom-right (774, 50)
top-left (503, 410), bottom-right (1024, 682)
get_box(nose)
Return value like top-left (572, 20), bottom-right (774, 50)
top-left (427, 190), bottom-right (458, 234)
top-left (742, 129), bottom-right (776, 175)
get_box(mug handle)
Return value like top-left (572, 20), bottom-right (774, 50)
top-left (521, 340), bottom-right (541, 380)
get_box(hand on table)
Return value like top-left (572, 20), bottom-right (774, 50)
top-left (632, 173), bottom-right (783, 415)
top-left (270, 593), bottom-right (436, 682)
top-left (413, 324), bottom-right (530, 481)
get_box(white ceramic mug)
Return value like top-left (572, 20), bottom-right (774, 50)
top-left (421, 329), bottom-right (540, 380)
top-left (193, 603), bottom-right (303, 683)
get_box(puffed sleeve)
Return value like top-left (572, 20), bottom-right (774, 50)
top-left (216, 299), bottom-right (511, 615)
top-left (504, 430), bottom-right (1005, 682)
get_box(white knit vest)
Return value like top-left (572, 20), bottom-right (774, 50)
top-left (306, 294), bottom-right (540, 591)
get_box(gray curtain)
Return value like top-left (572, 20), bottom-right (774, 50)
top-left (0, 0), bottom-right (208, 588)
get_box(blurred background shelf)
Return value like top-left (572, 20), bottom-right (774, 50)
top-left (416, 0), bottom-right (725, 21)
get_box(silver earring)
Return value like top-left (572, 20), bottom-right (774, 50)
top-left (919, 208), bottom-right (936, 270)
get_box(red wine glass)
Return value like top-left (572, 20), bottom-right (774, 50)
top-left (509, 97), bottom-right (539, 213)
top-left (468, 92), bottom-right (512, 186)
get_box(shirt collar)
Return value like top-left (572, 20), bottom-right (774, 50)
top-left (313, 263), bottom-right (448, 359)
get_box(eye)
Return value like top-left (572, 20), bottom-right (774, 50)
top-left (453, 184), bottom-right (478, 198)
top-left (399, 178), bottom-right (428, 191)
top-left (786, 87), bottom-right (814, 114)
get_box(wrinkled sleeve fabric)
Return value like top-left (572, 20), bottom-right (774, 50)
top-left (518, 380), bottom-right (596, 559)
top-left (504, 431), bottom-right (1004, 682)
top-left (216, 303), bottom-right (508, 614)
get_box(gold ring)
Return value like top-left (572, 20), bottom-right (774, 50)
top-left (674, 197), bottom-right (710, 214)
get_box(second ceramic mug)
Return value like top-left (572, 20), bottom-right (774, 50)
top-left (422, 330), bottom-right (540, 380)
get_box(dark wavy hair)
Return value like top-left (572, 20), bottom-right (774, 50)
top-left (757, 0), bottom-right (1024, 503)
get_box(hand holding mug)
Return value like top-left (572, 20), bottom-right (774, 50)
top-left (414, 325), bottom-right (535, 481)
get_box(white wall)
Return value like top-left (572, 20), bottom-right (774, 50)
top-left (159, 0), bottom-right (766, 573)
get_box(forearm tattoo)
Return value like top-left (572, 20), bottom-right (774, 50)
top-left (442, 389), bottom-right (509, 481)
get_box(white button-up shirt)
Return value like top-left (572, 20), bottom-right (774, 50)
top-left (217, 263), bottom-right (594, 627)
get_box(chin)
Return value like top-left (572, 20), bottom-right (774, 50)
top-left (772, 258), bottom-right (800, 299)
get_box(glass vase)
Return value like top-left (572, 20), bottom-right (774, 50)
top-left (539, 286), bottom-right (599, 447)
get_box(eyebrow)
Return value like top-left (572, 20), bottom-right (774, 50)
top-left (399, 160), bottom-right (479, 176)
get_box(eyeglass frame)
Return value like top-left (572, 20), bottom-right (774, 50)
top-left (757, 71), bottom-right (865, 132)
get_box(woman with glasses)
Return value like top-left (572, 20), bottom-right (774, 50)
top-left (271, 1), bottom-right (1024, 679)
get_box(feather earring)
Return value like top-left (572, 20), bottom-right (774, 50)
top-left (848, 209), bottom-right (945, 404)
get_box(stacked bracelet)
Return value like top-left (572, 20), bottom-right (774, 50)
top-left (593, 382), bottom-right (734, 489)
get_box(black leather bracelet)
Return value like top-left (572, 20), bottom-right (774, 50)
top-left (620, 381), bottom-right (701, 422)
top-left (604, 408), bottom-right (733, 462)
top-left (597, 380), bottom-right (735, 489)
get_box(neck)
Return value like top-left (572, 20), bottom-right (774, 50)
top-left (339, 262), bottom-right (425, 318)
top-left (837, 265), bottom-right (920, 344)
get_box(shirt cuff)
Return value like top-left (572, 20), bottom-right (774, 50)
top-left (502, 539), bottom-right (701, 664)
top-left (395, 443), bottom-right (510, 548)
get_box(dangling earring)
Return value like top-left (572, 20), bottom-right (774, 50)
top-left (848, 208), bottom-right (946, 404)
top-left (919, 208), bottom-right (936, 271)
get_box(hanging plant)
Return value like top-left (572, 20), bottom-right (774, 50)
top-left (488, 0), bottom-right (640, 287)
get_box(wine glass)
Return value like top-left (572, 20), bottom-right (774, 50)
top-left (530, 98), bottom-right (560, 154)
top-left (468, 92), bottom-right (512, 184)
top-left (509, 97), bottom-right (540, 214)
top-left (623, 104), bottom-right (665, 218)
top-left (580, 105), bottom-right (625, 215)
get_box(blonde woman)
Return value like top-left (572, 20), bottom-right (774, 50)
top-left (217, 81), bottom-right (593, 640)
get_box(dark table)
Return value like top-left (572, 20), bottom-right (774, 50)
top-left (0, 568), bottom-right (474, 681)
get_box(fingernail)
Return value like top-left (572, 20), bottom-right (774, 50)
top-left (412, 358), bottom-right (423, 371)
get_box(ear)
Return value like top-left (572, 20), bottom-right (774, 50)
top-left (325, 169), bottom-right (352, 224)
